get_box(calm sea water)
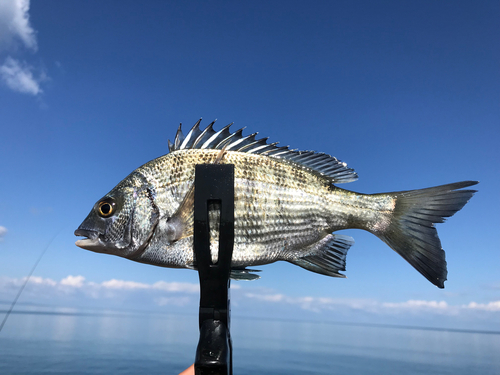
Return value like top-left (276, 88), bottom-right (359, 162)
top-left (1, 310), bottom-right (499, 375)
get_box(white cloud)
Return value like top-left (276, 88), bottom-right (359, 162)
top-left (244, 291), bottom-right (384, 313)
top-left (245, 292), bottom-right (285, 302)
top-left (464, 301), bottom-right (500, 312)
top-left (0, 226), bottom-right (7, 240)
top-left (28, 275), bottom-right (57, 286)
top-left (98, 279), bottom-right (199, 293)
top-left (382, 299), bottom-right (449, 310)
top-left (0, 275), bottom-right (201, 309)
top-left (101, 279), bottom-right (150, 290)
top-left (0, 56), bottom-right (43, 95)
top-left (0, 0), bottom-right (37, 51)
top-left (155, 296), bottom-right (191, 307)
top-left (152, 281), bottom-right (199, 293)
top-left (243, 290), bottom-right (500, 319)
top-left (1, 275), bottom-right (499, 330)
top-left (0, 1), bottom-right (48, 96)
top-left (60, 275), bottom-right (86, 288)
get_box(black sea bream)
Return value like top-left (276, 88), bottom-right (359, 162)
top-left (75, 120), bottom-right (477, 288)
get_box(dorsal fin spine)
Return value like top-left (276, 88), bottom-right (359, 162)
top-left (174, 123), bottom-right (184, 150)
top-left (244, 139), bottom-right (271, 154)
top-left (201, 123), bottom-right (233, 149)
top-left (225, 132), bottom-right (257, 151)
top-left (179, 119), bottom-right (202, 149)
top-left (216, 128), bottom-right (244, 150)
top-left (168, 119), bottom-right (358, 183)
top-left (192, 121), bottom-right (215, 149)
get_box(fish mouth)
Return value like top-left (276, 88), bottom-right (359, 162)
top-left (74, 228), bottom-right (102, 250)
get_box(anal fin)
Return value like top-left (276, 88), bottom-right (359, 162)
top-left (290, 234), bottom-right (354, 278)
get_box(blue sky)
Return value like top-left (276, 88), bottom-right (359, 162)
top-left (0, 0), bottom-right (499, 331)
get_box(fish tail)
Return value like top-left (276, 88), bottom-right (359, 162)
top-left (376, 181), bottom-right (478, 288)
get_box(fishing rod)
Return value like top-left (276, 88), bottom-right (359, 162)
top-left (0, 230), bottom-right (60, 332)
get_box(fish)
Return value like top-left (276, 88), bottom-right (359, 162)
top-left (75, 119), bottom-right (478, 288)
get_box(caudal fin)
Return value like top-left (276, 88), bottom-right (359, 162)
top-left (379, 181), bottom-right (478, 288)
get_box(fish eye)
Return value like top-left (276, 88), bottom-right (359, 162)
top-left (97, 199), bottom-right (116, 218)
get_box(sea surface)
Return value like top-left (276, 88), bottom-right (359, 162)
top-left (1, 310), bottom-right (499, 375)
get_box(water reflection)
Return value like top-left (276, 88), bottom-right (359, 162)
top-left (1, 311), bottom-right (499, 375)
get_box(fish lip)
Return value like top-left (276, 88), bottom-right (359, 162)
top-left (74, 228), bottom-right (98, 240)
top-left (75, 237), bottom-right (100, 249)
top-left (74, 228), bottom-right (103, 250)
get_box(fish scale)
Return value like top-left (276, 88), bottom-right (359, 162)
top-left (75, 120), bottom-right (477, 287)
top-left (142, 150), bottom-right (336, 265)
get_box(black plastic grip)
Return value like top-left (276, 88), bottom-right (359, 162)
top-left (193, 164), bottom-right (234, 375)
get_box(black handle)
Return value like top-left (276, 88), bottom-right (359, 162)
top-left (193, 164), bottom-right (234, 375)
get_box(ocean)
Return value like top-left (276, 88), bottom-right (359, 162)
top-left (1, 310), bottom-right (499, 375)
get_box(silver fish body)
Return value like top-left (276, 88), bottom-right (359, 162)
top-left (75, 120), bottom-right (477, 288)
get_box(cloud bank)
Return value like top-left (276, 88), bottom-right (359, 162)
top-left (1, 274), bottom-right (499, 331)
top-left (234, 288), bottom-right (500, 331)
top-left (0, 275), bottom-right (201, 309)
top-left (0, 0), bottom-right (45, 95)
top-left (243, 291), bottom-right (500, 315)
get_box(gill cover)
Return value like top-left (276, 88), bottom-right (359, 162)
top-left (75, 172), bottom-right (160, 258)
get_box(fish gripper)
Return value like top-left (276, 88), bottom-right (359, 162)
top-left (193, 164), bottom-right (234, 375)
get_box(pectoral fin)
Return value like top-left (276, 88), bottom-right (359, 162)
top-left (165, 185), bottom-right (194, 243)
top-left (230, 268), bottom-right (261, 281)
top-left (167, 150), bottom-right (229, 244)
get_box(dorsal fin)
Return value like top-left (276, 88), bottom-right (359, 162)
top-left (168, 119), bottom-right (358, 183)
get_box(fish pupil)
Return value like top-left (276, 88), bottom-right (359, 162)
top-left (98, 200), bottom-right (115, 217)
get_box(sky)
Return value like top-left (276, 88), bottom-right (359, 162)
top-left (0, 0), bottom-right (499, 331)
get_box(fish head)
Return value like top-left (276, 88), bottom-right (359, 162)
top-left (74, 173), bottom-right (160, 259)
